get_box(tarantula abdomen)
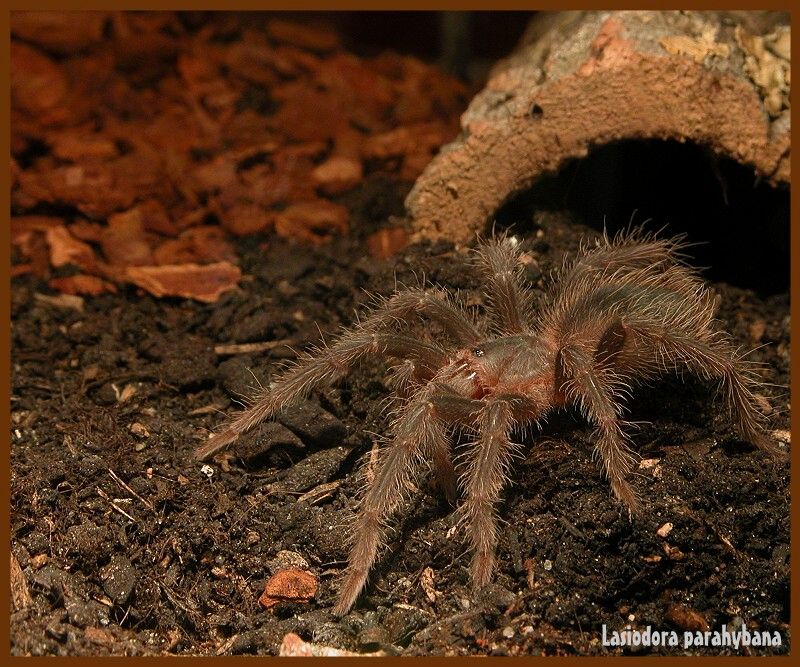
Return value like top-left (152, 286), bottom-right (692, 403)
top-left (195, 229), bottom-right (781, 615)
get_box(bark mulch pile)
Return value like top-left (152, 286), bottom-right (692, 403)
top-left (11, 11), bottom-right (466, 302)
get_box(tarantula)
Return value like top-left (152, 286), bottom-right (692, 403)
top-left (195, 229), bottom-right (779, 616)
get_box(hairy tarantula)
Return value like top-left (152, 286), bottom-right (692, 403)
top-left (195, 229), bottom-right (780, 616)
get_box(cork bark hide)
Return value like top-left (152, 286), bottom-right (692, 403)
top-left (406, 11), bottom-right (790, 244)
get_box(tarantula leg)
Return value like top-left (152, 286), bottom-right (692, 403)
top-left (458, 397), bottom-right (520, 588)
top-left (558, 345), bottom-right (640, 513)
top-left (595, 320), bottom-right (627, 367)
top-left (428, 391), bottom-right (484, 504)
top-left (369, 287), bottom-right (483, 346)
top-left (475, 236), bottom-right (532, 335)
top-left (627, 326), bottom-right (782, 457)
top-left (334, 390), bottom-right (448, 616)
top-left (194, 332), bottom-right (446, 461)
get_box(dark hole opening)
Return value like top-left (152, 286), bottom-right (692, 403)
top-left (493, 139), bottom-right (789, 296)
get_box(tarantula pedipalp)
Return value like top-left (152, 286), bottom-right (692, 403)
top-left (194, 229), bottom-right (780, 616)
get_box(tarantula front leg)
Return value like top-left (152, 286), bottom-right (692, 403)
top-left (458, 396), bottom-right (524, 587)
top-left (334, 388), bottom-right (448, 615)
top-left (475, 236), bottom-right (533, 335)
top-left (195, 332), bottom-right (446, 460)
top-left (194, 287), bottom-right (480, 461)
top-left (558, 343), bottom-right (640, 513)
top-left (334, 387), bottom-right (484, 615)
top-left (428, 389), bottom-right (484, 505)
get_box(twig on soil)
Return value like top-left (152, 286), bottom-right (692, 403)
top-left (96, 486), bottom-right (137, 523)
top-left (213, 339), bottom-right (296, 356)
top-left (108, 469), bottom-right (159, 518)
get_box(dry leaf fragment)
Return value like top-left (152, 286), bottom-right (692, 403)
top-left (124, 261), bottom-right (241, 303)
top-left (259, 567), bottom-right (318, 609)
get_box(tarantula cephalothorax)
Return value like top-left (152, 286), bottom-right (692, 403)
top-left (195, 229), bottom-right (780, 615)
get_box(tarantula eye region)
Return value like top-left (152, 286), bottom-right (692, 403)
top-left (473, 348), bottom-right (485, 357)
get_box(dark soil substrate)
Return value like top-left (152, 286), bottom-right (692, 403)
top-left (10, 198), bottom-right (790, 655)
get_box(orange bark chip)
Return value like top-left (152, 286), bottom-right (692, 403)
top-left (45, 225), bottom-right (97, 271)
top-left (10, 42), bottom-right (68, 113)
top-left (49, 274), bottom-right (117, 296)
top-left (274, 199), bottom-right (348, 245)
top-left (101, 208), bottom-right (155, 267)
top-left (366, 228), bottom-right (409, 260)
top-left (11, 11), bottom-right (109, 55)
top-left (312, 156), bottom-right (363, 196)
top-left (266, 19), bottom-right (340, 53)
top-left (218, 203), bottom-right (275, 237)
top-left (125, 262), bottom-right (241, 303)
top-left (259, 568), bottom-right (318, 609)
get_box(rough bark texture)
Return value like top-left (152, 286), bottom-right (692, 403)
top-left (407, 10), bottom-right (790, 244)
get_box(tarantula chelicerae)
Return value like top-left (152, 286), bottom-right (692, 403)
top-left (195, 229), bottom-right (780, 615)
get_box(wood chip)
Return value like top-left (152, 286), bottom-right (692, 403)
top-left (772, 429), bottom-right (791, 444)
top-left (662, 543), bottom-right (685, 561)
top-left (420, 566), bottom-right (438, 603)
top-left (10, 553), bottom-right (33, 611)
top-left (129, 422), bottom-right (150, 438)
top-left (266, 19), bottom-right (341, 53)
top-left (34, 292), bottom-right (85, 312)
top-left (297, 480), bottom-right (341, 505)
top-left (10, 41), bottom-right (67, 113)
top-left (279, 632), bottom-right (386, 657)
top-left (656, 522), bottom-right (674, 538)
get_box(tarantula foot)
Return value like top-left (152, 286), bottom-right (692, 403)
top-left (333, 568), bottom-right (369, 617)
top-left (194, 427), bottom-right (239, 461)
top-left (611, 479), bottom-right (641, 518)
top-left (751, 434), bottom-right (789, 461)
top-left (470, 550), bottom-right (496, 590)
